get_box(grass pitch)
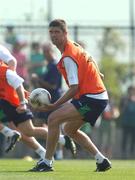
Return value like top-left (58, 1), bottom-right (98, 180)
top-left (0, 159), bottom-right (135, 180)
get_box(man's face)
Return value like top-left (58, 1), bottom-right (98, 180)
top-left (49, 27), bottom-right (67, 46)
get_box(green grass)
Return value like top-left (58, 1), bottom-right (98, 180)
top-left (0, 159), bottom-right (135, 180)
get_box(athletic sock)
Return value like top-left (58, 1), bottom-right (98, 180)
top-left (58, 134), bottom-right (65, 145)
top-left (35, 146), bottom-right (46, 160)
top-left (95, 152), bottom-right (106, 163)
top-left (55, 149), bottom-right (63, 160)
top-left (44, 158), bottom-right (53, 167)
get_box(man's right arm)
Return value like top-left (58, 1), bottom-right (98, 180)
top-left (0, 45), bottom-right (17, 70)
top-left (6, 69), bottom-right (27, 113)
top-left (7, 59), bottom-right (17, 71)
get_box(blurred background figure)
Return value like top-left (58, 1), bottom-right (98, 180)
top-left (11, 37), bottom-right (29, 88)
top-left (120, 86), bottom-right (135, 159)
top-left (31, 42), bottom-right (62, 103)
top-left (31, 43), bottom-right (63, 160)
top-left (4, 25), bottom-right (17, 47)
top-left (29, 42), bottom-right (44, 80)
top-left (97, 93), bottom-right (119, 158)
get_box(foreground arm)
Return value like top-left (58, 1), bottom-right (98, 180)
top-left (6, 69), bottom-right (27, 113)
top-left (35, 57), bottom-right (79, 111)
top-left (0, 45), bottom-right (17, 71)
top-left (7, 59), bottom-right (17, 71)
top-left (16, 85), bottom-right (28, 113)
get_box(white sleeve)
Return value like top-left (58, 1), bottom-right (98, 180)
top-left (0, 45), bottom-right (16, 63)
top-left (6, 70), bottom-right (24, 89)
top-left (63, 57), bottom-right (78, 85)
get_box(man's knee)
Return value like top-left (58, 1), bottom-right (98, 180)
top-left (47, 113), bottom-right (59, 127)
top-left (18, 125), bottom-right (34, 137)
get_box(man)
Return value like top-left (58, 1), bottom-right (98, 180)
top-left (30, 19), bottom-right (111, 172)
top-left (0, 46), bottom-right (21, 152)
top-left (0, 44), bottom-right (76, 160)
top-left (0, 53), bottom-right (48, 159)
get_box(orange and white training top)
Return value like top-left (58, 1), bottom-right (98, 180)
top-left (0, 61), bottom-right (24, 106)
top-left (57, 40), bottom-right (108, 100)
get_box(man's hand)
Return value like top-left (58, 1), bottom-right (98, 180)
top-left (24, 90), bottom-right (30, 99)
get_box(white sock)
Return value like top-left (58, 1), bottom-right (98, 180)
top-left (44, 158), bottom-right (53, 167)
top-left (58, 135), bottom-right (65, 145)
top-left (55, 149), bottom-right (63, 160)
top-left (35, 146), bottom-right (46, 160)
top-left (95, 152), bottom-right (105, 163)
top-left (0, 126), bottom-right (15, 137)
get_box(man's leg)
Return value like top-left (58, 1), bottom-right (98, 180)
top-left (45, 103), bottom-right (101, 159)
top-left (17, 119), bottom-right (48, 139)
top-left (45, 103), bottom-right (81, 161)
top-left (30, 103), bottom-right (111, 172)
top-left (8, 121), bottom-right (46, 159)
top-left (17, 118), bottom-right (75, 162)
top-left (0, 122), bottom-right (21, 152)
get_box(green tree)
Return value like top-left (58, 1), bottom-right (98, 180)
top-left (98, 27), bottom-right (128, 102)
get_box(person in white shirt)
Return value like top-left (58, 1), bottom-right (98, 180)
top-left (0, 45), bottom-right (46, 158)
top-left (0, 44), bottom-right (17, 70)
top-left (0, 45), bottom-right (21, 152)
top-left (0, 44), bottom-right (76, 160)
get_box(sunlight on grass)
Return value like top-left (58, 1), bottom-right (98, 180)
top-left (0, 159), bottom-right (135, 180)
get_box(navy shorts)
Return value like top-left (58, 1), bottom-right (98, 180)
top-left (0, 99), bottom-right (33, 126)
top-left (71, 95), bottom-right (108, 126)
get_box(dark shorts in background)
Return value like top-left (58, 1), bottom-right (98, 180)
top-left (33, 111), bottom-right (50, 124)
top-left (71, 95), bottom-right (108, 126)
top-left (0, 99), bottom-right (33, 126)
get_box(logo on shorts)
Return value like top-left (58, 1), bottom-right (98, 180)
top-left (78, 105), bottom-right (91, 116)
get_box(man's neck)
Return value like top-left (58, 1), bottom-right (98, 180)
top-left (58, 39), bottom-right (68, 54)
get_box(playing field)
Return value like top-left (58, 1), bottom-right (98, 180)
top-left (0, 159), bottom-right (135, 180)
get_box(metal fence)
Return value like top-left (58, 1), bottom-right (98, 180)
top-left (0, 24), bottom-right (134, 64)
